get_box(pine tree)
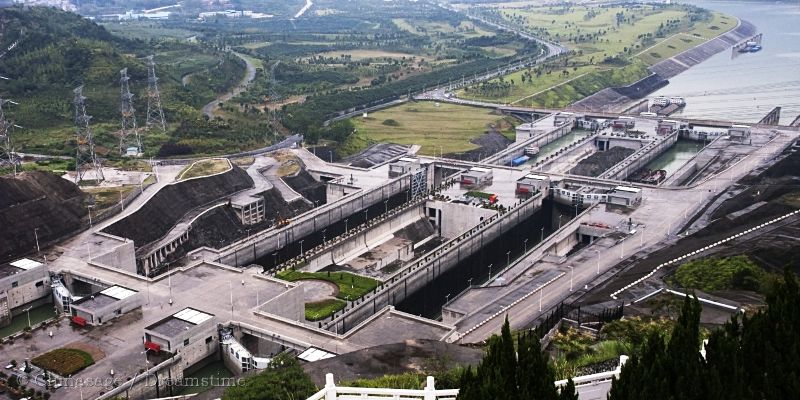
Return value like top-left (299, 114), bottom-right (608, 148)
top-left (558, 378), bottom-right (578, 400)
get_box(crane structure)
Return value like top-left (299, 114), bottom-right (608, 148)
top-left (73, 85), bottom-right (104, 183)
top-left (0, 98), bottom-right (17, 176)
top-left (119, 68), bottom-right (143, 156)
top-left (145, 55), bottom-right (167, 132)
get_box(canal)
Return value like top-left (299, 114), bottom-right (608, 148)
top-left (396, 199), bottom-right (578, 319)
top-left (643, 139), bottom-right (705, 176)
top-left (525, 129), bottom-right (594, 166)
top-left (0, 302), bottom-right (57, 339)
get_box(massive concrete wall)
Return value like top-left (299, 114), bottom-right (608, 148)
top-left (599, 131), bottom-right (679, 180)
top-left (426, 201), bottom-right (498, 239)
top-left (304, 204), bottom-right (427, 271)
top-left (486, 122), bottom-right (574, 166)
top-left (219, 174), bottom-right (414, 267)
top-left (323, 193), bottom-right (544, 334)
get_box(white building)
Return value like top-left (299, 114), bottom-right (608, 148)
top-left (0, 259), bottom-right (50, 328)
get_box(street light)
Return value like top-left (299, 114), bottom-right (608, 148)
top-left (344, 219), bottom-right (349, 232)
top-left (24, 306), bottom-right (31, 328)
top-left (523, 238), bottom-right (529, 254)
top-left (540, 226), bottom-right (544, 242)
top-left (384, 199), bottom-right (389, 214)
top-left (506, 251), bottom-right (511, 268)
top-left (596, 250), bottom-right (601, 275)
top-left (487, 263), bottom-right (493, 280)
top-left (322, 229), bottom-right (327, 244)
top-left (364, 209), bottom-right (368, 223)
top-left (299, 240), bottom-right (304, 254)
top-left (34, 228), bottom-right (40, 253)
top-left (538, 284), bottom-right (544, 312)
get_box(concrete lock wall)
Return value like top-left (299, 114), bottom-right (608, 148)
top-left (98, 356), bottom-right (185, 400)
top-left (327, 182), bottom-right (361, 202)
top-left (325, 194), bottom-right (543, 334)
top-left (259, 284), bottom-right (304, 321)
top-left (601, 131), bottom-right (678, 180)
top-left (304, 204), bottom-right (426, 271)
top-left (219, 175), bottom-right (413, 267)
top-left (92, 239), bottom-right (137, 274)
top-left (488, 122), bottom-right (574, 166)
top-left (430, 201), bottom-right (499, 239)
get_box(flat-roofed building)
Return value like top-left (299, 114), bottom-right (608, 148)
top-left (608, 186), bottom-right (643, 208)
top-left (728, 125), bottom-right (751, 142)
top-left (0, 259), bottom-right (50, 328)
top-left (69, 285), bottom-right (142, 326)
top-left (460, 167), bottom-right (493, 188)
top-left (388, 157), bottom-right (421, 178)
top-left (516, 174), bottom-right (550, 197)
top-left (144, 308), bottom-right (219, 368)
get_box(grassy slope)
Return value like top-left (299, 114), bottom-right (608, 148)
top-left (347, 101), bottom-right (517, 156)
top-left (461, 5), bottom-right (731, 106)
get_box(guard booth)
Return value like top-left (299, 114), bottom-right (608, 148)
top-left (516, 174), bottom-right (550, 198)
top-left (728, 125), bottom-right (751, 142)
top-left (656, 120), bottom-right (679, 135)
top-left (460, 167), bottom-right (493, 188)
top-left (388, 157), bottom-right (421, 178)
top-left (607, 186), bottom-right (642, 208)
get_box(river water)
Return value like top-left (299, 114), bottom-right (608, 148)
top-left (644, 138), bottom-right (706, 175)
top-left (652, 0), bottom-right (800, 125)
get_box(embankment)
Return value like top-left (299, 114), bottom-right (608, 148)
top-left (103, 165), bottom-right (253, 248)
top-left (0, 171), bottom-right (86, 262)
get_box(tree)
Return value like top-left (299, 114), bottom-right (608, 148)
top-left (222, 354), bottom-right (317, 400)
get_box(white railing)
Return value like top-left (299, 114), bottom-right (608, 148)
top-left (555, 355), bottom-right (628, 387)
top-left (307, 374), bottom-right (459, 400)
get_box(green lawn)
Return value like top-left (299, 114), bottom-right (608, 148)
top-left (347, 101), bottom-right (517, 156)
top-left (276, 270), bottom-right (380, 300)
top-left (461, 5), bottom-right (732, 107)
top-left (32, 348), bottom-right (94, 377)
top-left (305, 299), bottom-right (347, 321)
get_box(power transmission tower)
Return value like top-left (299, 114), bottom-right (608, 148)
top-left (119, 68), bottom-right (142, 156)
top-left (73, 86), bottom-right (103, 183)
top-left (266, 61), bottom-right (282, 144)
top-left (145, 55), bottom-right (167, 132)
top-left (0, 99), bottom-right (17, 176)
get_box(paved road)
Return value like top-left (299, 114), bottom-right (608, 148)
top-left (201, 52), bottom-right (258, 119)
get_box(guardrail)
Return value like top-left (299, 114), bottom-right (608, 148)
top-left (307, 374), bottom-right (458, 400)
top-left (610, 209), bottom-right (800, 300)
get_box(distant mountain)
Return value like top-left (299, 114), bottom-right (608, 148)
top-left (0, 6), bottom-right (143, 129)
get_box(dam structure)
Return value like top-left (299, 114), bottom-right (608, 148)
top-left (31, 104), bottom-right (800, 400)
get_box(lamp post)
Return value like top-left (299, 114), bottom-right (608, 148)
top-left (24, 306), bottom-right (31, 328)
top-left (364, 209), bottom-right (368, 223)
top-left (506, 251), bottom-right (511, 268)
top-left (87, 205), bottom-right (93, 228)
top-left (596, 250), bottom-right (601, 275)
top-left (344, 219), bottom-right (348, 232)
top-left (384, 199), bottom-right (389, 215)
top-left (299, 239), bottom-right (304, 254)
top-left (322, 229), bottom-right (327, 244)
top-left (538, 284), bottom-right (543, 312)
top-left (540, 226), bottom-right (544, 242)
top-left (487, 263), bottom-right (493, 280)
top-left (34, 228), bottom-right (40, 253)
top-left (523, 238), bottom-right (529, 254)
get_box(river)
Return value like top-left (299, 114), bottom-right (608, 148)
top-left (652, 0), bottom-right (800, 125)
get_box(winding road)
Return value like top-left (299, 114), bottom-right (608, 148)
top-left (201, 51), bottom-right (258, 119)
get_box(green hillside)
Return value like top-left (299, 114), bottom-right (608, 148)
top-left (0, 6), bottom-right (256, 158)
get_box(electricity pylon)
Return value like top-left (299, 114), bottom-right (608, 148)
top-left (73, 86), bottom-right (103, 183)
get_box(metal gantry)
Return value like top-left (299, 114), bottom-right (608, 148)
top-left (119, 68), bottom-right (142, 156)
top-left (0, 98), bottom-right (17, 175)
top-left (73, 85), bottom-right (104, 183)
top-left (145, 55), bottom-right (167, 132)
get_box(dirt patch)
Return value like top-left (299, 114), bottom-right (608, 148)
top-left (445, 130), bottom-right (513, 162)
top-left (283, 169), bottom-right (327, 206)
top-left (64, 341), bottom-right (106, 362)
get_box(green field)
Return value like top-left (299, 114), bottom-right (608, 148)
top-left (305, 299), bottom-right (347, 321)
top-left (347, 102), bottom-right (517, 156)
top-left (461, 4), bottom-right (732, 106)
top-left (276, 270), bottom-right (381, 300)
